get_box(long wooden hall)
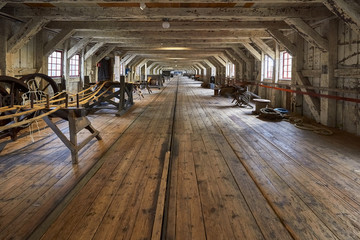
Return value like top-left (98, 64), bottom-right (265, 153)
top-left (1, 76), bottom-right (358, 239)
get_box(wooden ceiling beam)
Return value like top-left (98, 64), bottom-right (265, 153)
top-left (46, 21), bottom-right (290, 30)
top-left (13, 6), bottom-right (331, 21)
top-left (44, 28), bottom-right (76, 56)
top-left (94, 45), bottom-right (116, 63)
top-left (124, 53), bottom-right (224, 59)
top-left (323, 0), bottom-right (360, 34)
top-left (97, 39), bottom-right (251, 45)
top-left (231, 47), bottom-right (252, 64)
top-left (285, 17), bottom-right (329, 52)
top-left (267, 28), bottom-right (297, 55)
top-left (241, 42), bottom-right (261, 61)
top-left (109, 43), bottom-right (243, 49)
top-left (123, 55), bottom-right (137, 65)
top-left (251, 37), bottom-right (275, 59)
top-left (84, 42), bottom-right (105, 60)
top-left (122, 49), bottom-right (226, 54)
top-left (7, 17), bottom-right (49, 54)
top-left (213, 56), bottom-right (227, 66)
top-left (73, 30), bottom-right (270, 39)
top-left (0, 3), bottom-right (6, 10)
top-left (67, 37), bottom-right (92, 59)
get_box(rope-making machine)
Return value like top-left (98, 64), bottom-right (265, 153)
top-left (0, 74), bottom-right (134, 163)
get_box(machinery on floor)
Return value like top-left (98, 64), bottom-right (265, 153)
top-left (0, 74), bottom-right (134, 163)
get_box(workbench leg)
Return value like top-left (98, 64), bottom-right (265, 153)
top-left (68, 111), bottom-right (79, 164)
top-left (85, 125), bottom-right (102, 140)
top-left (119, 78), bottom-right (125, 112)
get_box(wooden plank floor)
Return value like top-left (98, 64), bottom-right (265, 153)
top-left (1, 77), bottom-right (360, 239)
top-left (0, 88), bottom-right (161, 239)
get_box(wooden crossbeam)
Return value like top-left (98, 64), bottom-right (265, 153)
top-left (67, 38), bottom-right (92, 59)
top-left (214, 55), bottom-right (227, 66)
top-left (251, 38), bottom-right (275, 59)
top-left (7, 17), bottom-right (49, 54)
top-left (96, 38), bottom-right (251, 45)
top-left (231, 47), bottom-right (251, 64)
top-left (323, 0), bottom-right (360, 34)
top-left (44, 28), bottom-right (76, 56)
top-left (267, 28), bottom-right (297, 55)
top-left (46, 21), bottom-right (290, 31)
top-left (224, 49), bottom-right (242, 64)
top-left (241, 42), bottom-right (261, 61)
top-left (84, 42), bottom-right (105, 60)
top-left (285, 18), bottom-right (329, 52)
top-left (74, 30), bottom-right (270, 39)
top-left (295, 71), bottom-right (320, 122)
top-left (95, 46), bottom-right (116, 63)
top-left (13, 6), bottom-right (331, 21)
top-left (123, 55), bottom-right (137, 65)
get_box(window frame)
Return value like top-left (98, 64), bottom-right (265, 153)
top-left (280, 51), bottom-right (292, 80)
top-left (48, 50), bottom-right (63, 78)
top-left (69, 54), bottom-right (80, 77)
top-left (263, 55), bottom-right (274, 79)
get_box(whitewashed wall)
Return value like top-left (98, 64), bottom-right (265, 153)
top-left (261, 20), bottom-right (360, 136)
top-left (337, 22), bottom-right (360, 135)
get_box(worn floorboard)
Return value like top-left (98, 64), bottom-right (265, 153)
top-left (1, 77), bottom-right (360, 239)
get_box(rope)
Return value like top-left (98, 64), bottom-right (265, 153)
top-left (0, 81), bottom-right (109, 132)
top-left (286, 117), bottom-right (334, 136)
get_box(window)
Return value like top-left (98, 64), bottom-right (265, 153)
top-left (264, 55), bottom-right (274, 79)
top-left (120, 63), bottom-right (124, 76)
top-left (48, 51), bottom-right (62, 77)
top-left (226, 62), bottom-right (235, 78)
top-left (69, 54), bottom-right (80, 77)
top-left (280, 51), bottom-right (292, 80)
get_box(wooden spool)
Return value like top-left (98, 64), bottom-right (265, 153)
top-left (253, 98), bottom-right (271, 114)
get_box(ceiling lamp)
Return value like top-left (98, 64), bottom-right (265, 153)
top-left (162, 18), bottom-right (170, 29)
top-left (140, 2), bottom-right (146, 10)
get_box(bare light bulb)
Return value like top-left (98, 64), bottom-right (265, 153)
top-left (162, 21), bottom-right (170, 29)
top-left (140, 2), bottom-right (146, 10)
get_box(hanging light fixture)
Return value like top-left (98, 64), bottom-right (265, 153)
top-left (162, 18), bottom-right (170, 29)
top-left (140, 2), bottom-right (146, 10)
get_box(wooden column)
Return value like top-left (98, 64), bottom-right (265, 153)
top-left (0, 19), bottom-right (6, 75)
top-left (35, 29), bottom-right (45, 73)
top-left (320, 19), bottom-right (338, 127)
top-left (119, 77), bottom-right (126, 112)
top-left (271, 43), bottom-right (280, 106)
top-left (292, 34), bottom-right (304, 115)
top-left (293, 33), bottom-right (320, 121)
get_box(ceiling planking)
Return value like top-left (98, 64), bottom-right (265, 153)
top-left (0, 1), bottom-right (340, 70)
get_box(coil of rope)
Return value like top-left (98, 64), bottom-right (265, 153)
top-left (287, 117), bottom-right (334, 136)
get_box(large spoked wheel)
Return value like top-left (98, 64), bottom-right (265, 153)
top-left (0, 76), bottom-right (32, 140)
top-left (20, 73), bottom-right (59, 99)
top-left (0, 75), bottom-right (29, 106)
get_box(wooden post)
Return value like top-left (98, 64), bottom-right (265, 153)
top-left (46, 94), bottom-right (50, 109)
top-left (320, 19), bottom-right (338, 127)
top-left (292, 34), bottom-right (304, 114)
top-left (30, 93), bottom-right (34, 108)
top-left (119, 77), bottom-right (125, 111)
top-left (76, 93), bottom-right (80, 108)
top-left (65, 94), bottom-right (68, 108)
top-left (10, 93), bottom-right (14, 108)
top-left (0, 95), bottom-right (2, 108)
top-left (0, 18), bottom-right (6, 75)
top-left (68, 110), bottom-right (78, 164)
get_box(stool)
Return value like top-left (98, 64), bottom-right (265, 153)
top-left (253, 98), bottom-right (271, 114)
